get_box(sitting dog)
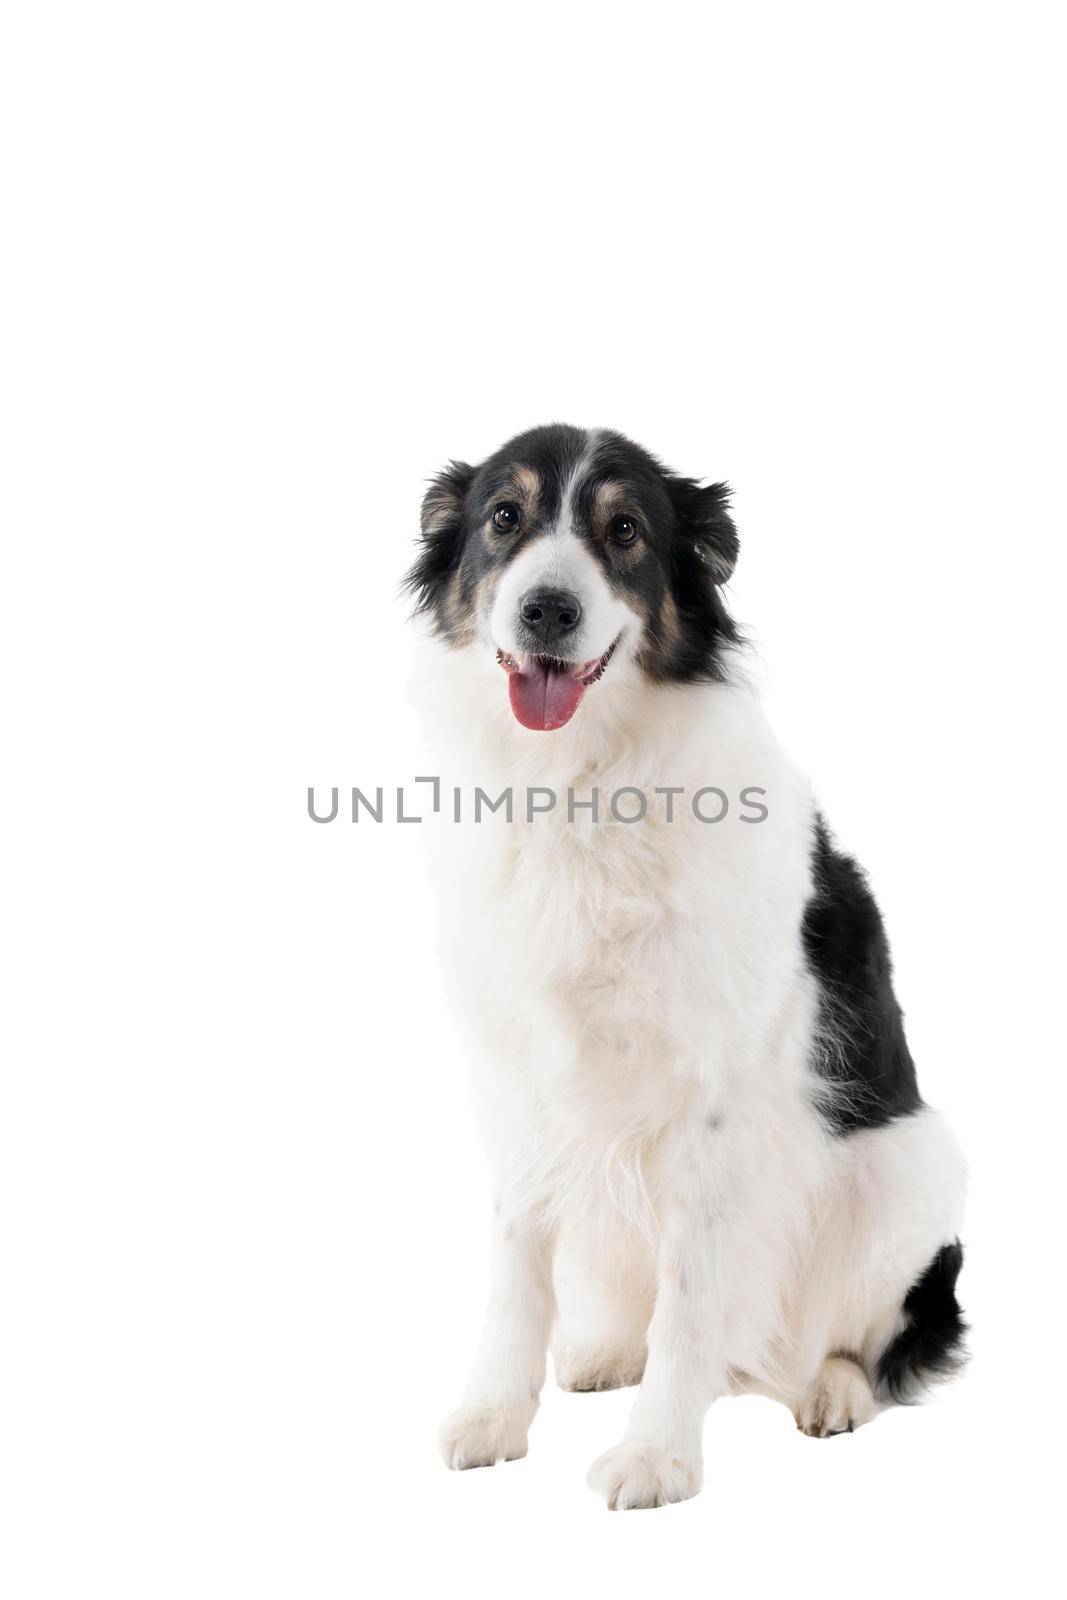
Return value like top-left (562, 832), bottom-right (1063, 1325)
top-left (405, 424), bottom-right (966, 1510)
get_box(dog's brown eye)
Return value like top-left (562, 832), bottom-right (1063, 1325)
top-left (610, 515), bottom-right (639, 545)
top-left (493, 503), bottom-right (521, 533)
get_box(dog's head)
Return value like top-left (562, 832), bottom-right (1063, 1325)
top-left (405, 425), bottom-right (740, 731)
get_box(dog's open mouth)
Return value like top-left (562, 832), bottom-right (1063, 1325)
top-left (496, 638), bottom-right (619, 731)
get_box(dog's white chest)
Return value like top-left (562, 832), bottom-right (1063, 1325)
top-left (473, 805), bottom-right (745, 1089)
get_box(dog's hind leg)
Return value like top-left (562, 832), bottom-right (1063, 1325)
top-left (781, 1107), bottom-right (967, 1429)
top-left (551, 1216), bottom-right (654, 1393)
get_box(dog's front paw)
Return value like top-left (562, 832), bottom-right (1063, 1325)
top-left (587, 1439), bottom-right (701, 1510)
top-left (438, 1404), bottom-right (530, 1470)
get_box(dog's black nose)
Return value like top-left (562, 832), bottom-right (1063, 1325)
top-left (518, 588), bottom-right (583, 644)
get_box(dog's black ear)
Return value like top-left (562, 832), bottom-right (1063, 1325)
top-left (404, 460), bottom-right (474, 616)
top-left (670, 478), bottom-right (739, 585)
top-left (421, 460), bottom-right (474, 539)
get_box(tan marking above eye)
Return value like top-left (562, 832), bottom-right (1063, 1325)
top-left (593, 480), bottom-right (628, 518)
top-left (512, 464), bottom-right (540, 502)
top-left (593, 482), bottom-right (644, 546)
top-left (484, 464), bottom-right (541, 535)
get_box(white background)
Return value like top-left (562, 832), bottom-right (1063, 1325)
top-left (2, 2), bottom-right (1065, 1595)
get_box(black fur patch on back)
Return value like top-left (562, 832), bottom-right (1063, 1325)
top-left (802, 816), bottom-right (923, 1133)
top-left (875, 1241), bottom-right (968, 1401)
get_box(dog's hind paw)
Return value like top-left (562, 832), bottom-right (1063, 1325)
top-left (794, 1356), bottom-right (878, 1438)
top-left (587, 1440), bottom-right (701, 1510)
top-left (437, 1404), bottom-right (529, 1470)
top-left (555, 1341), bottom-right (646, 1392)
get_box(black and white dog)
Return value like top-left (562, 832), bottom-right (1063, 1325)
top-left (405, 424), bottom-right (966, 1511)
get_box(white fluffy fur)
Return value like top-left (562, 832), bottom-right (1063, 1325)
top-left (414, 558), bottom-right (966, 1510)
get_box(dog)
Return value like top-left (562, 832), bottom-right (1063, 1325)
top-left (404, 423), bottom-right (967, 1510)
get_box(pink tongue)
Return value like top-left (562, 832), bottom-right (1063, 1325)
top-left (508, 658), bottom-right (585, 730)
